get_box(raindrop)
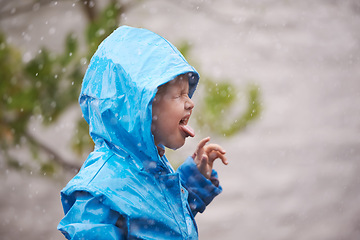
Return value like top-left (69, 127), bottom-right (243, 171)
top-left (23, 52), bottom-right (32, 62)
top-left (71, 81), bottom-right (74, 85)
top-left (80, 57), bottom-right (87, 65)
top-left (96, 28), bottom-right (105, 37)
top-left (121, 13), bottom-right (128, 21)
top-left (49, 27), bottom-right (56, 35)
top-left (69, 52), bottom-right (73, 56)
top-left (32, 3), bottom-right (40, 11)
top-left (35, 72), bottom-right (39, 77)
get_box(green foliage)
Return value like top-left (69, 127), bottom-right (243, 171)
top-left (0, 31), bottom-right (82, 173)
top-left (0, 1), bottom-right (129, 174)
top-left (178, 42), bottom-right (262, 137)
top-left (0, 33), bottom-right (27, 144)
top-left (40, 162), bottom-right (56, 176)
top-left (195, 78), bottom-right (261, 136)
top-left (177, 41), bottom-right (192, 59)
top-left (222, 84), bottom-right (261, 135)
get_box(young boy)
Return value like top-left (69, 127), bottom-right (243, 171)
top-left (58, 26), bottom-right (228, 239)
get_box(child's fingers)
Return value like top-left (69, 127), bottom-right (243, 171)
top-left (198, 154), bottom-right (210, 177)
top-left (197, 137), bottom-right (210, 150)
top-left (209, 150), bottom-right (228, 165)
top-left (205, 144), bottom-right (226, 155)
top-left (200, 154), bottom-right (208, 167)
top-left (193, 137), bottom-right (210, 158)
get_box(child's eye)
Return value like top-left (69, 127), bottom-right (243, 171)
top-left (182, 91), bottom-right (189, 96)
top-left (178, 93), bottom-right (188, 99)
top-left (173, 92), bottom-right (189, 99)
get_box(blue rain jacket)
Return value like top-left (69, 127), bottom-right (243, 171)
top-left (58, 26), bottom-right (222, 239)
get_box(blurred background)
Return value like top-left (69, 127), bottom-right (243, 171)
top-left (1, 0), bottom-right (360, 239)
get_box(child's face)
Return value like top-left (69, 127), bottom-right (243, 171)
top-left (151, 74), bottom-right (195, 150)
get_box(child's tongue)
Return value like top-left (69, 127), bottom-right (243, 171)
top-left (180, 124), bottom-right (195, 137)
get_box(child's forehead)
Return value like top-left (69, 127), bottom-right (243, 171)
top-left (158, 74), bottom-right (189, 92)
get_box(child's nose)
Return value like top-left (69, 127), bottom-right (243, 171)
top-left (185, 97), bottom-right (194, 110)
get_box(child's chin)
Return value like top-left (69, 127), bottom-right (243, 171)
top-left (169, 139), bottom-right (186, 150)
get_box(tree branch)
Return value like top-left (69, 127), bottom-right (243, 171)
top-left (24, 130), bottom-right (81, 172)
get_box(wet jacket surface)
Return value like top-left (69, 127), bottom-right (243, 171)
top-left (58, 26), bottom-right (222, 239)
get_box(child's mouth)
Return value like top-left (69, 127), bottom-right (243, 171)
top-left (179, 115), bottom-right (195, 138)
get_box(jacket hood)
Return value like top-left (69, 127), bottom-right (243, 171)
top-left (79, 26), bottom-right (199, 169)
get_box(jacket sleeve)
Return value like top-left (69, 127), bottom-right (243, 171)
top-left (176, 156), bottom-right (222, 216)
top-left (58, 191), bottom-right (125, 240)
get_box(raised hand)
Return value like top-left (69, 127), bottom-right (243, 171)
top-left (192, 137), bottom-right (228, 179)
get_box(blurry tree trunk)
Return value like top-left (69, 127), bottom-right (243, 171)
top-left (81, 0), bottom-right (98, 22)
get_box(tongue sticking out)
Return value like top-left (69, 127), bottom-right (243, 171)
top-left (180, 124), bottom-right (195, 137)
